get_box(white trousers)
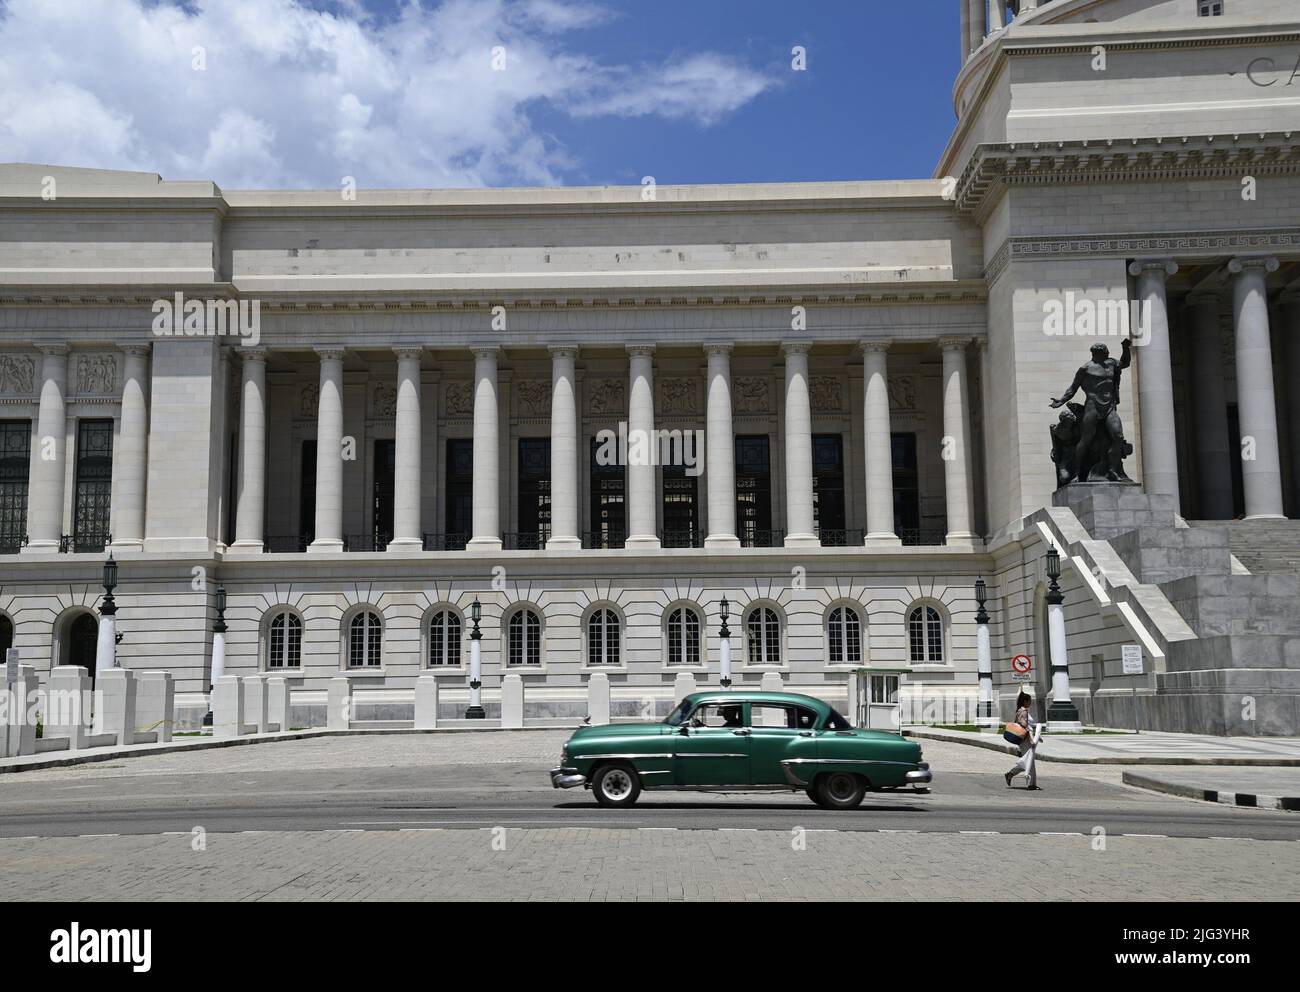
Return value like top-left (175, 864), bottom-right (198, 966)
top-left (1008, 741), bottom-right (1037, 787)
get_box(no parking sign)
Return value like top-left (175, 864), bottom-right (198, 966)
top-left (1011, 654), bottom-right (1033, 683)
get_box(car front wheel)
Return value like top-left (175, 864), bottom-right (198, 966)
top-left (591, 763), bottom-right (641, 808)
top-left (812, 772), bottom-right (866, 810)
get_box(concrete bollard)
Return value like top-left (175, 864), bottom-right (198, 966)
top-left (758, 671), bottom-right (785, 725)
top-left (587, 671), bottom-right (610, 726)
top-left (327, 677), bottom-right (350, 731)
top-left (212, 675), bottom-right (245, 738)
top-left (673, 671), bottom-right (697, 705)
top-left (46, 666), bottom-right (91, 749)
top-left (1, 666), bottom-right (38, 757)
top-left (267, 677), bottom-right (290, 733)
top-left (136, 671), bottom-right (175, 743)
top-left (414, 675), bottom-right (438, 730)
top-left (246, 676), bottom-right (272, 734)
top-left (501, 673), bottom-right (524, 729)
top-left (93, 668), bottom-right (137, 747)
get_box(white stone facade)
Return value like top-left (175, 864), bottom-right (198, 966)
top-left (1, 0), bottom-right (1298, 732)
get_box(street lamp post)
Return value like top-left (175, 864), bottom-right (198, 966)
top-left (203, 585), bottom-right (228, 728)
top-left (466, 598), bottom-right (485, 719)
top-left (1044, 546), bottom-right (1082, 731)
top-left (718, 597), bottom-right (732, 690)
top-left (94, 554), bottom-right (119, 679)
top-left (974, 577), bottom-right (996, 729)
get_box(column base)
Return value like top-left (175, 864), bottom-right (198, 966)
top-left (944, 531), bottom-right (977, 548)
top-left (544, 536), bottom-right (582, 551)
top-left (624, 535), bottom-right (662, 550)
top-left (1046, 720), bottom-right (1084, 733)
top-left (464, 706), bottom-right (486, 720)
top-left (109, 539), bottom-right (145, 553)
top-left (864, 532), bottom-right (903, 547)
top-left (228, 539), bottom-right (265, 554)
top-left (704, 535), bottom-right (740, 549)
top-left (385, 538), bottom-right (424, 552)
top-left (307, 538), bottom-right (345, 554)
top-left (1047, 699), bottom-right (1081, 732)
top-left (783, 533), bottom-right (820, 549)
top-left (1244, 513), bottom-right (1287, 521)
top-left (466, 537), bottom-right (503, 552)
top-left (19, 541), bottom-right (60, 556)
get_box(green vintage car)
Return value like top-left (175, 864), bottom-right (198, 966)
top-left (549, 690), bottom-right (931, 810)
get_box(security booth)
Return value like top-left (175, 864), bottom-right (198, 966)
top-left (849, 665), bottom-right (912, 732)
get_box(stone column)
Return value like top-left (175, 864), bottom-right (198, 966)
top-left (22, 344), bottom-right (69, 554)
top-left (782, 342), bottom-right (818, 548)
top-left (966, 0), bottom-right (984, 52)
top-left (625, 345), bottom-right (660, 549)
top-left (1188, 295), bottom-right (1234, 520)
top-left (704, 344), bottom-right (738, 548)
top-left (940, 337), bottom-right (975, 547)
top-left (1130, 260), bottom-right (1181, 512)
top-left (230, 348), bottom-right (267, 550)
top-left (861, 340), bottom-right (900, 545)
top-left (1285, 297), bottom-right (1300, 519)
top-left (960, 0), bottom-right (972, 58)
top-left (547, 346), bottom-right (581, 550)
top-left (1229, 256), bottom-right (1284, 519)
top-left (111, 344), bottom-right (150, 551)
top-left (389, 348), bottom-right (423, 551)
top-left (468, 347), bottom-right (502, 550)
top-left (988, 0), bottom-right (1005, 31)
top-left (308, 348), bottom-right (345, 552)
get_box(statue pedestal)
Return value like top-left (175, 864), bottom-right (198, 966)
top-left (1051, 482), bottom-right (1175, 541)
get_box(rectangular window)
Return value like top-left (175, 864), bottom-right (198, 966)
top-left (662, 465), bottom-right (699, 547)
top-left (891, 432), bottom-right (920, 539)
top-left (517, 438), bottom-right (551, 549)
top-left (812, 433), bottom-right (845, 540)
top-left (299, 439), bottom-right (317, 547)
top-left (72, 419), bottom-right (113, 553)
top-left (372, 439), bottom-right (395, 549)
top-left (870, 674), bottom-right (899, 705)
top-left (589, 436), bottom-right (626, 548)
top-left (445, 439), bottom-right (473, 550)
top-left (1198, 1), bottom-right (1223, 15)
top-left (735, 435), bottom-right (772, 546)
top-left (0, 421), bottom-right (31, 554)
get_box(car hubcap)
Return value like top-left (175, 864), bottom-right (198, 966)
top-left (602, 769), bottom-right (632, 800)
top-left (828, 774), bottom-right (855, 801)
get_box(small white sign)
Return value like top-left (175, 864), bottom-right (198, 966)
top-left (1010, 654), bottom-right (1033, 682)
top-left (4, 647), bottom-right (18, 684)
top-left (1122, 644), bottom-right (1143, 676)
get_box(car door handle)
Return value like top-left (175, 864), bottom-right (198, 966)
top-left (732, 729), bottom-right (751, 736)
top-left (798, 731), bottom-right (813, 737)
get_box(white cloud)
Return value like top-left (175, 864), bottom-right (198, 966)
top-left (0, 0), bottom-right (775, 189)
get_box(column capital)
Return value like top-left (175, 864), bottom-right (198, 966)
top-left (1128, 258), bottom-right (1178, 278)
top-left (939, 335), bottom-right (973, 352)
top-left (547, 344), bottom-right (580, 360)
top-left (239, 347), bottom-right (269, 363)
top-left (120, 343), bottom-right (152, 358)
top-left (703, 342), bottom-right (734, 356)
top-left (859, 338), bottom-right (892, 354)
top-left (471, 345), bottom-right (499, 361)
top-left (626, 344), bottom-right (656, 358)
top-left (781, 341), bottom-right (812, 357)
top-left (37, 343), bottom-right (70, 357)
top-left (314, 346), bottom-right (345, 362)
top-left (1228, 256), bottom-right (1280, 276)
top-left (393, 347), bottom-right (424, 362)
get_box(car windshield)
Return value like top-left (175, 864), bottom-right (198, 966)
top-left (663, 702), bottom-right (690, 726)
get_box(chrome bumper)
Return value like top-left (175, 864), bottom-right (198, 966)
top-left (550, 767), bottom-right (586, 789)
top-left (905, 761), bottom-right (932, 786)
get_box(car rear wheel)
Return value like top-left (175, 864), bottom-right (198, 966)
top-left (591, 763), bottom-right (641, 808)
top-left (812, 772), bottom-right (866, 810)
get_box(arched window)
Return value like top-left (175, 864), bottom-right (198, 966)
top-left (586, 608), bottom-right (620, 666)
top-left (827, 606), bottom-right (862, 666)
top-left (267, 611), bottom-right (302, 669)
top-left (746, 606), bottom-right (781, 666)
top-left (348, 610), bottom-right (383, 668)
top-left (507, 609), bottom-right (542, 666)
top-left (908, 605), bottom-right (944, 664)
top-left (428, 610), bottom-right (462, 667)
top-left (0, 613), bottom-right (12, 656)
top-left (666, 606), bottom-right (700, 666)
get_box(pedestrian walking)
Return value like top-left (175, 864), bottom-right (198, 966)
top-left (1004, 691), bottom-right (1042, 791)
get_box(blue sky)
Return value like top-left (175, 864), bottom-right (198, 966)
top-left (0, 0), bottom-right (959, 188)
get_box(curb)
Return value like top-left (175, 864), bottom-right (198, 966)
top-left (0, 724), bottom-right (568, 775)
top-left (1122, 771), bottom-right (1300, 811)
top-left (904, 727), bottom-right (1300, 767)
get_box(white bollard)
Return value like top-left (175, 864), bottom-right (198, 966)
top-left (93, 668), bottom-right (136, 747)
top-left (414, 675), bottom-right (438, 730)
top-left (46, 666), bottom-right (91, 749)
top-left (246, 676), bottom-right (271, 734)
top-left (501, 673), bottom-right (524, 729)
top-left (212, 675), bottom-right (245, 738)
top-left (267, 677), bottom-right (290, 733)
top-left (758, 671), bottom-right (784, 726)
top-left (327, 677), bottom-right (350, 731)
top-left (587, 672), bottom-right (610, 726)
top-left (136, 671), bottom-right (175, 743)
top-left (673, 671), bottom-right (697, 705)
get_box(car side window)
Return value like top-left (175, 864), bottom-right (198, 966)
top-left (691, 703), bottom-right (743, 728)
top-left (750, 703), bottom-right (818, 729)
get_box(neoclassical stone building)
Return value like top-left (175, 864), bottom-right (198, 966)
top-left (1, 0), bottom-right (1298, 733)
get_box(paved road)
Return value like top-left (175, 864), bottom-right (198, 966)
top-left (1, 732), bottom-right (1295, 900)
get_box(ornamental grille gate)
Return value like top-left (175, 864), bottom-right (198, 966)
top-left (734, 435), bottom-right (773, 547)
top-left (0, 420), bottom-right (30, 554)
top-left (517, 438), bottom-right (551, 550)
top-left (72, 419), bottom-right (113, 553)
top-left (589, 437), bottom-right (626, 549)
top-left (444, 439), bottom-right (473, 550)
top-left (812, 433), bottom-right (846, 542)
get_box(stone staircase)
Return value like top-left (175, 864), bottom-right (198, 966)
top-left (1053, 485), bottom-right (1300, 736)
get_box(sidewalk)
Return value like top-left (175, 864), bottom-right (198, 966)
top-left (1122, 767), bottom-right (1300, 811)
top-left (906, 726), bottom-right (1300, 766)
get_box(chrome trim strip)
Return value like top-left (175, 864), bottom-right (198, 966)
top-left (568, 753), bottom-right (673, 761)
top-left (782, 758), bottom-right (917, 767)
top-left (676, 753), bottom-right (747, 759)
